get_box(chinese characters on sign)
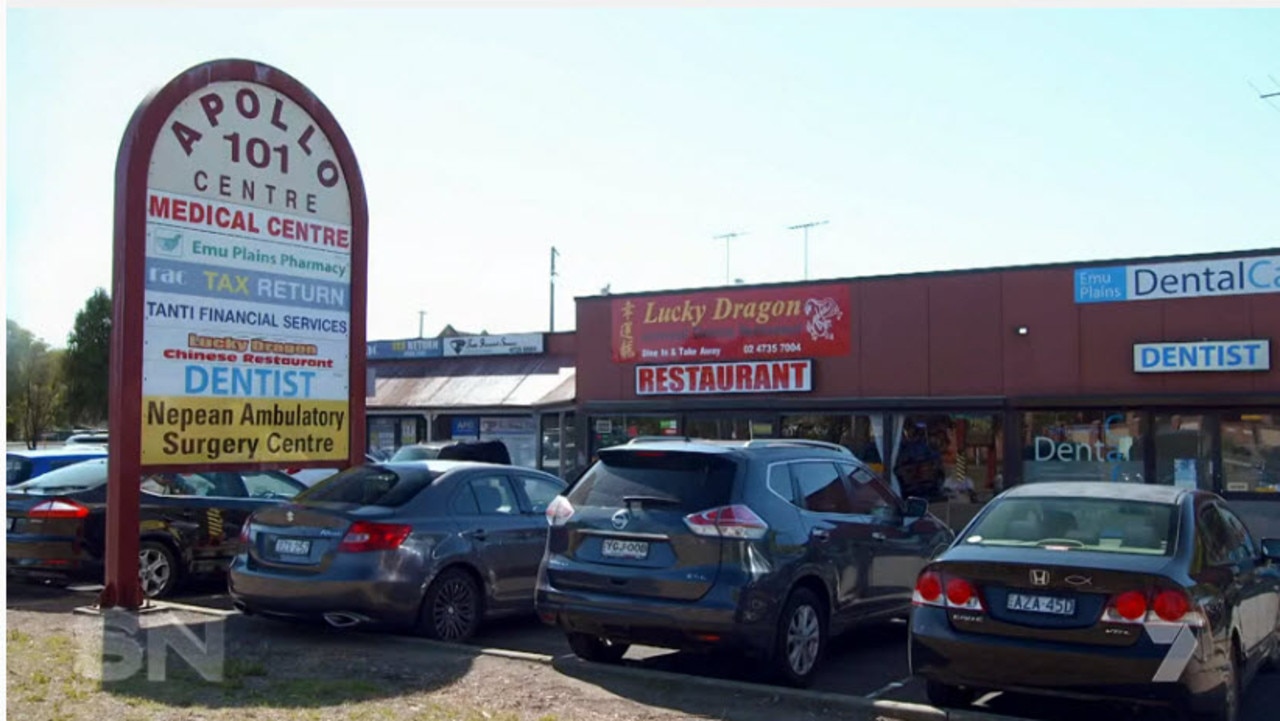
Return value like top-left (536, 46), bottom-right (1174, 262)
top-left (611, 284), bottom-right (852, 364)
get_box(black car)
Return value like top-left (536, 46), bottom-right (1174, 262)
top-left (228, 460), bottom-right (566, 641)
top-left (535, 438), bottom-right (954, 686)
top-left (909, 482), bottom-right (1280, 721)
top-left (6, 458), bottom-right (307, 598)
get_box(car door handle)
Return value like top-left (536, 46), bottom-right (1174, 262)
top-left (871, 532), bottom-right (887, 542)
top-left (464, 528), bottom-right (487, 542)
top-left (811, 528), bottom-right (831, 542)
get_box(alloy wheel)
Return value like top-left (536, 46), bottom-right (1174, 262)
top-left (138, 547), bottom-right (172, 598)
top-left (785, 603), bottom-right (821, 676)
top-left (431, 576), bottom-right (477, 641)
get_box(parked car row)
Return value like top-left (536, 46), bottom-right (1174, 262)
top-left (8, 436), bottom-right (1280, 721)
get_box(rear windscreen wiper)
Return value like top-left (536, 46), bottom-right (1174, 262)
top-left (623, 495), bottom-right (681, 508)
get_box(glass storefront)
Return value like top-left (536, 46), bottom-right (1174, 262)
top-left (891, 413), bottom-right (1002, 502)
top-left (1021, 410), bottom-right (1145, 485)
top-left (1222, 413), bottom-right (1280, 494)
top-left (781, 414), bottom-right (886, 476)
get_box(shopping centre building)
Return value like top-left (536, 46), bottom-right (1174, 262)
top-left (366, 247), bottom-right (1280, 534)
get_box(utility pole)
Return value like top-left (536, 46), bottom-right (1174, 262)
top-left (787, 219), bottom-right (828, 280)
top-left (713, 231), bottom-right (746, 284)
top-left (418, 311), bottom-right (427, 338)
top-left (549, 246), bottom-right (560, 332)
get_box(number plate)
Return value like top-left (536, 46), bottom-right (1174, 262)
top-left (601, 538), bottom-right (649, 560)
top-left (1006, 593), bottom-right (1075, 616)
top-left (274, 538), bottom-right (311, 556)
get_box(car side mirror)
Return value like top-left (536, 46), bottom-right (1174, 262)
top-left (904, 496), bottom-right (929, 520)
top-left (1260, 538), bottom-right (1280, 562)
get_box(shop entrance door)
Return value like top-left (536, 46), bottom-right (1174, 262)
top-left (1152, 413), bottom-right (1216, 491)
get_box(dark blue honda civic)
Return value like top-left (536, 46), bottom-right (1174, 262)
top-left (909, 482), bottom-right (1280, 721)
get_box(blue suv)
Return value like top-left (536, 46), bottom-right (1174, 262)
top-left (535, 437), bottom-right (954, 686)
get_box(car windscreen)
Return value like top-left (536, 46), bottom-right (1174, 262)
top-left (296, 465), bottom-right (442, 507)
top-left (568, 450), bottom-right (737, 512)
top-left (390, 445), bottom-right (441, 462)
top-left (7, 456), bottom-right (32, 486)
top-left (963, 497), bottom-right (1177, 556)
top-left (9, 459), bottom-right (109, 495)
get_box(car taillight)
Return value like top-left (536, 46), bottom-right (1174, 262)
top-left (913, 571), bottom-right (943, 606)
top-left (913, 568), bottom-right (983, 611)
top-left (338, 521), bottom-right (412, 552)
top-left (683, 505), bottom-right (768, 540)
top-left (545, 496), bottom-right (575, 527)
top-left (27, 499), bottom-right (90, 519)
top-left (1111, 590), bottom-right (1148, 621)
top-left (1152, 589), bottom-right (1190, 622)
top-left (239, 521), bottom-right (252, 544)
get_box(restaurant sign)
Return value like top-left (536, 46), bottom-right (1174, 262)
top-left (636, 360), bottom-right (813, 396)
top-left (612, 283), bottom-right (851, 363)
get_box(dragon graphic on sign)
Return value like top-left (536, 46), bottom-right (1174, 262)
top-left (803, 297), bottom-right (843, 341)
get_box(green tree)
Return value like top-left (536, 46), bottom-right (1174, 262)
top-left (7, 320), bottom-right (65, 448)
top-left (64, 288), bottom-right (112, 426)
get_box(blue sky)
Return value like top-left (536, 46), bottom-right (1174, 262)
top-left (6, 7), bottom-right (1279, 347)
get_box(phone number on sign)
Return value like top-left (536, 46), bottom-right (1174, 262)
top-left (742, 342), bottom-right (803, 355)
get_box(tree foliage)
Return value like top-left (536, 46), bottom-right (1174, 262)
top-left (7, 320), bottom-right (65, 447)
top-left (64, 288), bottom-right (112, 426)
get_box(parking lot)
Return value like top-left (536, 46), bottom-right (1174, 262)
top-left (8, 579), bottom-right (1279, 721)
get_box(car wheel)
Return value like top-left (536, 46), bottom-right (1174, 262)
top-left (418, 568), bottom-right (482, 642)
top-left (925, 679), bottom-right (976, 709)
top-left (138, 541), bottom-right (178, 599)
top-left (566, 632), bottom-right (629, 663)
top-left (773, 587), bottom-right (827, 687)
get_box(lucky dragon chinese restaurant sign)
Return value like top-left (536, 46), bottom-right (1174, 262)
top-left (611, 283), bottom-right (852, 363)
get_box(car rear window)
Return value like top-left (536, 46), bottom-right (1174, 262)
top-left (7, 456), bottom-right (32, 485)
top-left (390, 445), bottom-right (441, 462)
top-left (296, 466), bottom-right (441, 507)
top-left (10, 459), bottom-right (109, 495)
top-left (964, 497), bottom-right (1177, 556)
top-left (568, 450), bottom-right (737, 512)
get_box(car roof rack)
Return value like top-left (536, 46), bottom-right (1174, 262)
top-left (741, 439), bottom-right (853, 456)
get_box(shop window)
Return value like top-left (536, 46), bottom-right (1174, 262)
top-left (783, 414), bottom-right (887, 477)
top-left (893, 413), bottom-right (1002, 502)
top-left (1154, 413), bottom-right (1213, 491)
top-left (1221, 413), bottom-right (1280, 494)
top-left (1022, 411), bottom-right (1145, 485)
top-left (541, 414), bottom-right (562, 475)
top-left (686, 416), bottom-right (775, 441)
top-left (588, 415), bottom-right (679, 463)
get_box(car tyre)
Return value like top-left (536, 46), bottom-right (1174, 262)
top-left (925, 679), bottom-right (976, 709)
top-left (418, 568), bottom-right (482, 642)
top-left (138, 541), bottom-right (178, 599)
top-left (772, 587), bottom-right (827, 688)
top-left (566, 632), bottom-right (629, 663)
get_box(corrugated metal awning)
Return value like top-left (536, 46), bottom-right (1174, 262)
top-left (368, 355), bottom-right (575, 410)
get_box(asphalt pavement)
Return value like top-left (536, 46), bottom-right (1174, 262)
top-left (8, 578), bottom-right (1279, 721)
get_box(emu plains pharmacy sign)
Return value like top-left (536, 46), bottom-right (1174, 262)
top-left (1074, 254), bottom-right (1280, 304)
top-left (107, 59), bottom-right (367, 608)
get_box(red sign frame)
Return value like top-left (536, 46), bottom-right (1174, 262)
top-left (105, 59), bottom-right (368, 609)
top-left (611, 283), bottom-right (852, 364)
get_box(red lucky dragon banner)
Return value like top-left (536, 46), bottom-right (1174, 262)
top-left (611, 283), bottom-right (852, 363)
